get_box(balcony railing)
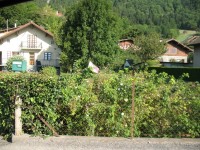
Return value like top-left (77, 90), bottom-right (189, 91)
top-left (36, 59), bottom-right (60, 67)
top-left (20, 41), bottom-right (42, 50)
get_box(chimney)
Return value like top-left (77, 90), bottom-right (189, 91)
top-left (6, 19), bottom-right (8, 32)
top-left (14, 23), bottom-right (17, 28)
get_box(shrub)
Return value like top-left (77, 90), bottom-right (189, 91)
top-left (149, 67), bottom-right (200, 82)
top-left (40, 66), bottom-right (57, 77)
top-left (0, 71), bottom-right (199, 138)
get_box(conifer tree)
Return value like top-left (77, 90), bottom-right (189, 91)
top-left (61, 0), bottom-right (122, 71)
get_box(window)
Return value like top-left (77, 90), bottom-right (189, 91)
top-left (27, 34), bottom-right (37, 48)
top-left (29, 52), bottom-right (35, 65)
top-left (7, 51), bottom-right (11, 59)
top-left (44, 52), bottom-right (52, 60)
top-left (12, 52), bottom-right (20, 56)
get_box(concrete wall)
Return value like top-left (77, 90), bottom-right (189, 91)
top-left (161, 56), bottom-right (188, 63)
top-left (0, 25), bottom-right (61, 71)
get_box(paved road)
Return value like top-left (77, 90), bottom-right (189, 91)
top-left (0, 135), bottom-right (200, 150)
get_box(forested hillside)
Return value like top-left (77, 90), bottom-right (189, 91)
top-left (47, 0), bottom-right (200, 31)
top-left (0, 0), bottom-right (199, 38)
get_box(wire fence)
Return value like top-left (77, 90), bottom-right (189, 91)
top-left (1, 72), bottom-right (199, 138)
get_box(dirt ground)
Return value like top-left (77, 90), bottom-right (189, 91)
top-left (0, 135), bottom-right (200, 150)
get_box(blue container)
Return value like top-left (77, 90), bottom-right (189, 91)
top-left (12, 60), bottom-right (27, 72)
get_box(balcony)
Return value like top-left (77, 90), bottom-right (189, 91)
top-left (20, 41), bottom-right (42, 50)
top-left (36, 59), bottom-right (60, 68)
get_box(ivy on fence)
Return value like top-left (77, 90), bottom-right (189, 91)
top-left (0, 71), bottom-right (199, 138)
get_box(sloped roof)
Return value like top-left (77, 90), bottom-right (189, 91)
top-left (182, 35), bottom-right (199, 45)
top-left (119, 39), bottom-right (133, 43)
top-left (167, 39), bottom-right (193, 52)
top-left (187, 36), bottom-right (200, 46)
top-left (0, 21), bottom-right (53, 40)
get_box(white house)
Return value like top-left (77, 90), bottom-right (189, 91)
top-left (160, 39), bottom-right (193, 63)
top-left (0, 21), bottom-right (61, 71)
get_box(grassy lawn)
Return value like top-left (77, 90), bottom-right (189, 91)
top-left (176, 30), bottom-right (197, 42)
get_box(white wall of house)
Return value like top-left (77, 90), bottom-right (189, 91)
top-left (160, 56), bottom-right (188, 63)
top-left (0, 25), bottom-right (61, 71)
top-left (193, 45), bottom-right (200, 67)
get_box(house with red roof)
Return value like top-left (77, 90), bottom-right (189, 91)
top-left (160, 39), bottom-right (193, 64)
top-left (118, 39), bottom-right (133, 50)
top-left (0, 21), bottom-right (61, 71)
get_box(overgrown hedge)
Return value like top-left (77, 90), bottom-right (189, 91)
top-left (149, 67), bottom-right (200, 82)
top-left (0, 71), bottom-right (200, 138)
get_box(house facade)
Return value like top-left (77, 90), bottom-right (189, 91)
top-left (0, 21), bottom-right (61, 71)
top-left (188, 36), bottom-right (200, 67)
top-left (118, 39), bottom-right (133, 50)
top-left (160, 39), bottom-right (193, 63)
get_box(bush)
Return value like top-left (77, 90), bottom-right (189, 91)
top-left (6, 55), bottom-right (25, 71)
top-left (149, 67), bottom-right (200, 82)
top-left (0, 71), bottom-right (199, 138)
top-left (40, 66), bottom-right (57, 77)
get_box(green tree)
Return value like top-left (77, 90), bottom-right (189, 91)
top-left (0, 2), bottom-right (39, 29)
top-left (61, 0), bottom-right (122, 72)
top-left (35, 5), bottom-right (64, 46)
top-left (131, 32), bottom-right (165, 64)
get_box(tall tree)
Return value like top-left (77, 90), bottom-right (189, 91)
top-left (61, 0), bottom-right (122, 72)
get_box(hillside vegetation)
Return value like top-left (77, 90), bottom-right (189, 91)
top-left (47, 0), bottom-right (200, 31)
top-left (0, 0), bottom-right (199, 39)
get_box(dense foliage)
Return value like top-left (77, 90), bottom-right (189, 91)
top-left (61, 0), bottom-right (122, 71)
top-left (130, 32), bottom-right (165, 63)
top-left (0, 71), bottom-right (199, 138)
top-left (47, 0), bottom-right (200, 35)
top-left (1, 0), bottom-right (199, 38)
top-left (113, 0), bottom-right (200, 31)
top-left (0, 2), bottom-right (64, 47)
top-left (0, 2), bottom-right (39, 29)
top-left (149, 67), bottom-right (200, 82)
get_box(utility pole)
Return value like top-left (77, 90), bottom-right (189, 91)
top-left (6, 19), bottom-right (8, 32)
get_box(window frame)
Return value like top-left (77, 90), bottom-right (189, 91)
top-left (44, 52), bottom-right (52, 60)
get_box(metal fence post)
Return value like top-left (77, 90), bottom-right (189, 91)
top-left (15, 96), bottom-right (22, 136)
top-left (131, 71), bottom-right (135, 138)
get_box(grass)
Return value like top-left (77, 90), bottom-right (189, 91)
top-left (176, 30), bottom-right (197, 42)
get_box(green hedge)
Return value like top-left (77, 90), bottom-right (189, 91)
top-left (0, 71), bottom-right (200, 138)
top-left (149, 67), bottom-right (200, 82)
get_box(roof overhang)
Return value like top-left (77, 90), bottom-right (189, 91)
top-left (167, 39), bottom-right (193, 52)
top-left (0, 21), bottom-right (53, 41)
top-left (0, 0), bottom-right (32, 8)
top-left (187, 38), bottom-right (200, 46)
